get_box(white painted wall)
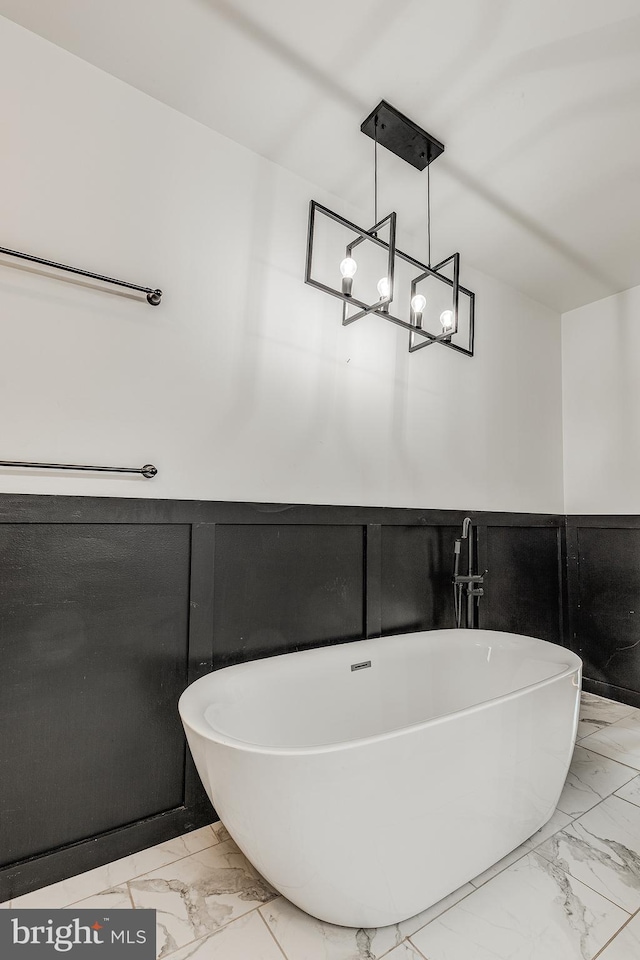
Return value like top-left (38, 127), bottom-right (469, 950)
top-left (0, 16), bottom-right (564, 512)
top-left (562, 282), bottom-right (640, 514)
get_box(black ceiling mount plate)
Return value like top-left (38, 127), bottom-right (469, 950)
top-left (361, 100), bottom-right (445, 171)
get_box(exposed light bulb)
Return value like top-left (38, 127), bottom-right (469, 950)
top-left (376, 276), bottom-right (391, 313)
top-left (411, 294), bottom-right (427, 315)
top-left (340, 257), bottom-right (358, 278)
top-left (340, 257), bottom-right (357, 295)
top-left (440, 309), bottom-right (454, 332)
top-left (377, 277), bottom-right (391, 299)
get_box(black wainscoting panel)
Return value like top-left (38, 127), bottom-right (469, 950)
top-left (0, 523), bottom-right (191, 867)
top-left (380, 526), bottom-right (460, 634)
top-left (481, 526), bottom-right (562, 644)
top-left (575, 527), bottom-right (640, 694)
top-left (212, 524), bottom-right (365, 668)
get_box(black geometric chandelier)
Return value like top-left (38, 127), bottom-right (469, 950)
top-left (305, 100), bottom-right (475, 357)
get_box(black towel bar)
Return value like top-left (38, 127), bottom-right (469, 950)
top-left (0, 460), bottom-right (158, 478)
top-left (0, 245), bottom-right (162, 305)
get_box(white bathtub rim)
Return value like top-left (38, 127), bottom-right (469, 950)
top-left (179, 630), bottom-right (582, 757)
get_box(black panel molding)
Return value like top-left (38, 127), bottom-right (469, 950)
top-left (365, 524), bottom-right (383, 639)
top-left (0, 513), bottom-right (214, 902)
top-left (0, 493), bottom-right (564, 527)
top-left (212, 524), bottom-right (365, 668)
top-left (481, 525), bottom-right (565, 646)
top-left (566, 516), bottom-right (640, 708)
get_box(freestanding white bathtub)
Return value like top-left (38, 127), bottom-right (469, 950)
top-left (179, 629), bottom-right (581, 928)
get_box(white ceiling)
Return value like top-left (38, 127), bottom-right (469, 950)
top-left (2, 0), bottom-right (640, 312)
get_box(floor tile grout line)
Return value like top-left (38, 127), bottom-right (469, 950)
top-left (149, 922), bottom-right (206, 960)
top-left (375, 936), bottom-right (406, 959)
top-left (579, 710), bottom-right (639, 723)
top-left (373, 926), bottom-right (416, 960)
top-left (558, 784), bottom-right (640, 913)
top-left (556, 773), bottom-right (639, 821)
top-left (152, 925), bottom-right (212, 960)
top-left (579, 715), bottom-right (637, 727)
top-left (582, 712), bottom-right (640, 731)
top-left (569, 743), bottom-right (640, 773)
top-left (31, 830), bottom-right (222, 910)
top-left (612, 793), bottom-right (640, 812)
top-left (151, 903), bottom-right (268, 960)
top-left (254, 899), bottom-right (442, 960)
top-left (470, 845), bottom-right (549, 889)
top-left (551, 726), bottom-right (640, 821)
top-left (562, 789), bottom-right (640, 828)
top-left (532, 791), bottom-right (640, 913)
top-left (580, 718), bottom-right (640, 736)
top-left (534, 840), bottom-right (636, 917)
top-left (468, 814), bottom-right (635, 916)
top-left (400, 885), bottom-right (483, 941)
top-left (591, 906), bottom-right (640, 960)
top-left (125, 881), bottom-right (135, 911)
top-left (579, 720), bottom-right (639, 730)
top-left (470, 817), bottom-right (579, 890)
top-left (256, 905), bottom-right (290, 960)
top-left (571, 742), bottom-right (640, 769)
top-left (406, 934), bottom-right (432, 960)
top-left (156, 930), bottom-right (209, 959)
top-left (121, 834), bottom-right (221, 884)
top-left (556, 797), bottom-right (601, 819)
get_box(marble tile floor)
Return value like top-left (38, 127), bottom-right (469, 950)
top-left (4, 692), bottom-right (640, 959)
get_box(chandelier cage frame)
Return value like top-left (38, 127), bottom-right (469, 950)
top-left (304, 100), bottom-right (475, 358)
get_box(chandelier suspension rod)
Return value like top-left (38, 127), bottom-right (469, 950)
top-left (374, 114), bottom-right (379, 227)
top-left (427, 159), bottom-right (431, 268)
